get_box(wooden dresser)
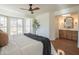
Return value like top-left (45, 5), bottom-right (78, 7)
top-left (52, 30), bottom-right (78, 55)
top-left (59, 30), bottom-right (78, 41)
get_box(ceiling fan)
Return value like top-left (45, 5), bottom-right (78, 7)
top-left (20, 4), bottom-right (40, 14)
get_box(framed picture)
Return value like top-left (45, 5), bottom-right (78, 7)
top-left (64, 17), bottom-right (74, 28)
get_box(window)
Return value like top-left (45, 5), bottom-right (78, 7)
top-left (0, 14), bottom-right (32, 36)
top-left (25, 18), bottom-right (32, 33)
top-left (10, 18), bottom-right (17, 35)
top-left (10, 18), bottom-right (23, 35)
top-left (0, 16), bottom-right (7, 32)
top-left (17, 19), bottom-right (23, 34)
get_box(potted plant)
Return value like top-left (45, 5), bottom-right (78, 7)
top-left (32, 18), bottom-right (40, 34)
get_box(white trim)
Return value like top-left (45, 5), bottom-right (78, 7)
top-left (0, 5), bottom-right (25, 18)
top-left (54, 6), bottom-right (79, 16)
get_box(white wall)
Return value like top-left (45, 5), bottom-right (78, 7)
top-left (78, 14), bottom-right (79, 48)
top-left (36, 13), bottom-right (50, 38)
top-left (49, 12), bottom-right (58, 40)
top-left (36, 12), bottom-right (58, 40)
top-left (35, 12), bottom-right (58, 40)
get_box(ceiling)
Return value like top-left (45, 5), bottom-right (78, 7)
top-left (0, 4), bottom-right (79, 15)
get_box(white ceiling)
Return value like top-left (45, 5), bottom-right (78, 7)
top-left (0, 4), bottom-right (79, 15)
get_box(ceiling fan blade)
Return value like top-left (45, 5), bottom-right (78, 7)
top-left (20, 4), bottom-right (39, 14)
top-left (32, 7), bottom-right (40, 11)
top-left (20, 8), bottom-right (28, 10)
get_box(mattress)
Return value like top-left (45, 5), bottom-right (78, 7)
top-left (0, 35), bottom-right (43, 55)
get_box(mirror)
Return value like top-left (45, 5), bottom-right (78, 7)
top-left (64, 17), bottom-right (73, 28)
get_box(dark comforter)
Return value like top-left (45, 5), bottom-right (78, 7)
top-left (24, 33), bottom-right (51, 55)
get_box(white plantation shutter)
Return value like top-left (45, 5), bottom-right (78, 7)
top-left (0, 16), bottom-right (7, 32)
top-left (9, 17), bottom-right (23, 35)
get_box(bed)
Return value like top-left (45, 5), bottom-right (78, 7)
top-left (0, 34), bottom-right (54, 55)
top-left (0, 35), bottom-right (43, 55)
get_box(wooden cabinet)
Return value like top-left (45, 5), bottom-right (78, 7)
top-left (66, 31), bottom-right (72, 40)
top-left (71, 31), bottom-right (78, 41)
top-left (59, 30), bottom-right (66, 39)
top-left (59, 30), bottom-right (78, 41)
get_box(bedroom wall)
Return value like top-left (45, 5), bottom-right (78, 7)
top-left (35, 12), bottom-right (59, 40)
top-left (49, 12), bottom-right (58, 40)
top-left (54, 6), bottom-right (79, 48)
top-left (35, 12), bottom-right (58, 40)
top-left (58, 14), bottom-right (78, 31)
top-left (78, 14), bottom-right (79, 48)
top-left (58, 14), bottom-right (79, 48)
top-left (49, 6), bottom-right (79, 41)
top-left (36, 13), bottom-right (50, 38)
